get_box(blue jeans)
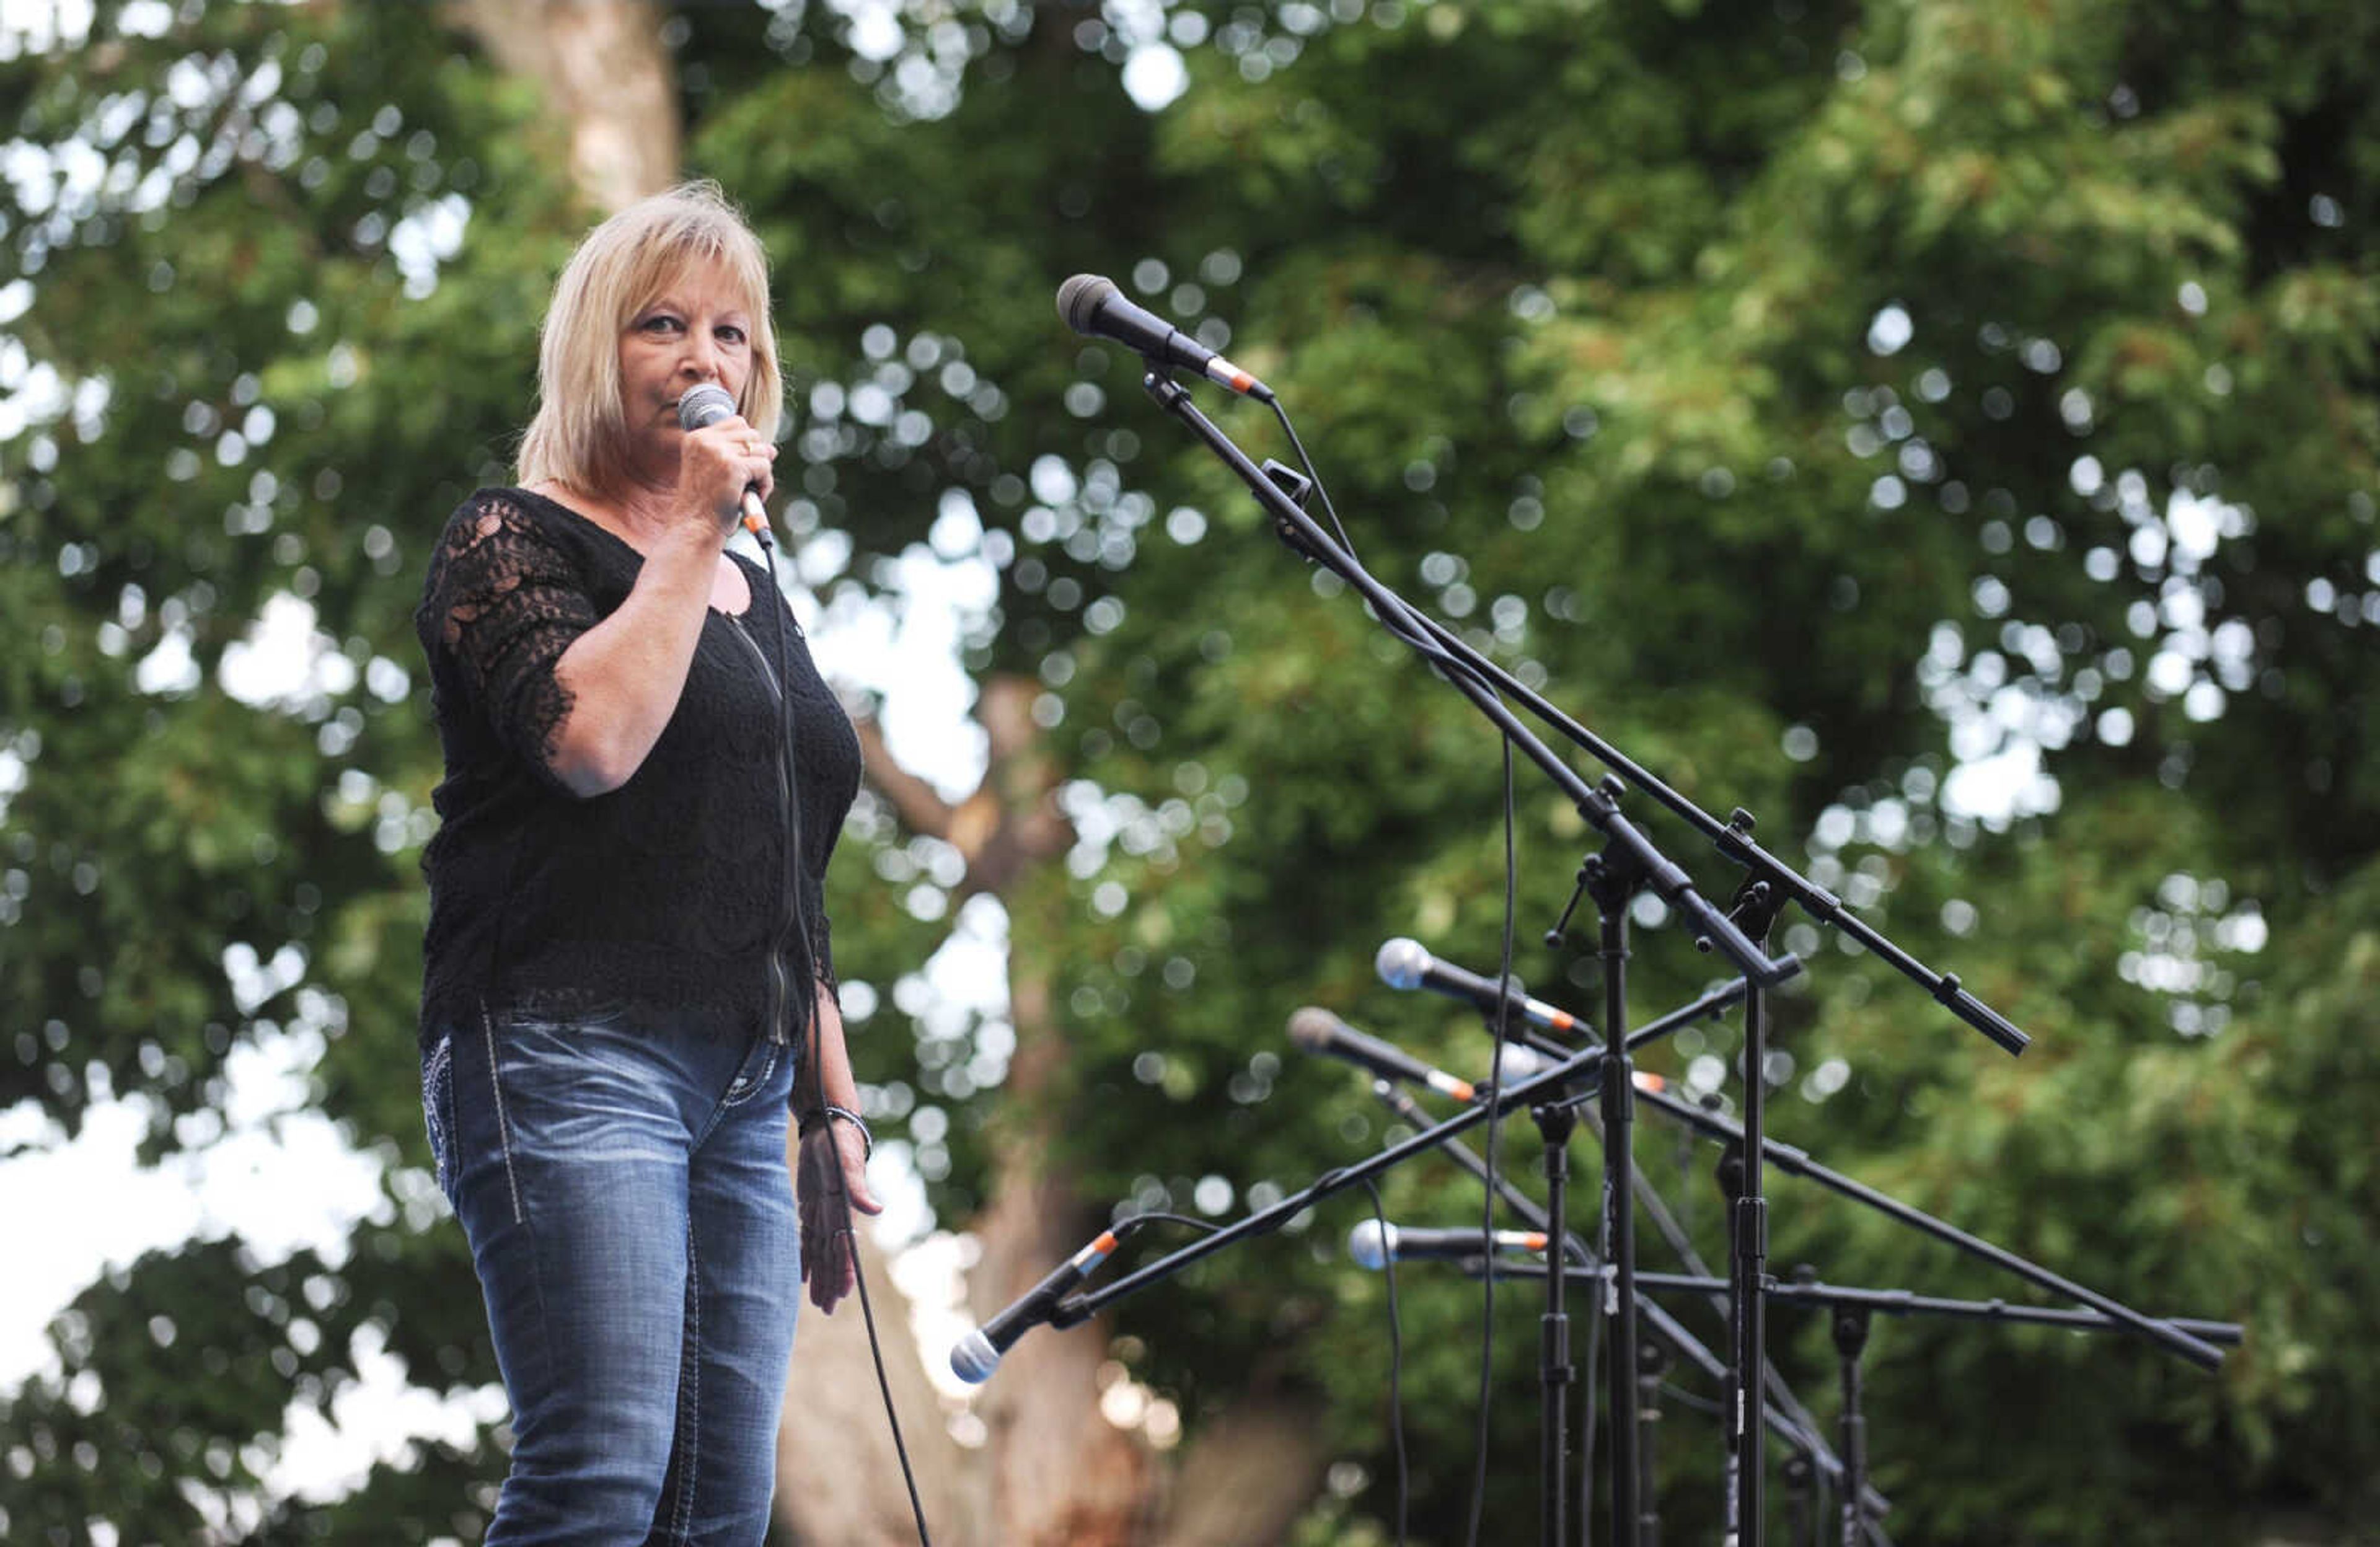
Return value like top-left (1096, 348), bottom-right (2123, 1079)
top-left (422, 1000), bottom-right (800, 1546)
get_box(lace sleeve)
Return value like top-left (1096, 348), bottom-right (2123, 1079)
top-left (423, 496), bottom-right (597, 786)
top-left (809, 901), bottom-right (839, 1003)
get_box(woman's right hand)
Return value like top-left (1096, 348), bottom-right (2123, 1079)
top-left (678, 412), bottom-right (777, 536)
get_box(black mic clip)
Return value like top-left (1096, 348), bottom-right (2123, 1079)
top-left (1256, 458), bottom-right (1326, 563)
top-left (1546, 854), bottom-right (1597, 948)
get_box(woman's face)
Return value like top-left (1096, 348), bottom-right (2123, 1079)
top-left (616, 258), bottom-right (757, 483)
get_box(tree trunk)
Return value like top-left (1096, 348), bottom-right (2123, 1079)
top-left (772, 1225), bottom-right (978, 1545)
top-left (444, 0), bottom-right (679, 213)
top-left (780, 677), bottom-right (1329, 1544)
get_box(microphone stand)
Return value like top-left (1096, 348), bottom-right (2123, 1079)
top-left (1135, 371), bottom-right (1796, 993)
top-left (1629, 1081), bottom-right (2229, 1368)
top-left (1580, 844), bottom-right (1644, 1547)
top-left (1636, 1338), bottom-right (1667, 1547)
top-left (1571, 1083), bottom-right (1847, 1514)
top-left (1831, 1308), bottom-right (1870, 1547)
top-left (1782, 1453), bottom-right (1818, 1547)
top-left (1139, 364), bottom-right (1796, 1545)
top-left (1489, 1262), bottom-right (2241, 1346)
top-left (1536, 1085), bottom-right (1579, 1546)
top-left (1123, 363), bottom-right (2228, 1542)
top-left (1048, 981), bottom-right (1741, 1316)
top-left (1724, 875), bottom-right (1787, 1545)
top-left (1039, 979), bottom-right (1753, 1524)
top-left (1483, 1259), bottom-right (2238, 1545)
top-left (1123, 363), bottom-right (2069, 1545)
top-left (1370, 1080), bottom-right (1891, 1528)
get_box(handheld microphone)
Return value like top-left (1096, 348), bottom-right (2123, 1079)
top-left (1375, 937), bottom-right (1586, 1036)
top-left (1056, 274), bottom-right (1276, 402)
top-left (1349, 1220), bottom-right (1549, 1270)
top-left (1288, 1007), bottom-right (1477, 1103)
top-left (949, 1227), bottom-right (1125, 1385)
top-left (675, 382), bottom-right (771, 541)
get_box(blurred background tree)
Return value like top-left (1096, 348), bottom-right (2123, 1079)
top-left (1, 1), bottom-right (2373, 1543)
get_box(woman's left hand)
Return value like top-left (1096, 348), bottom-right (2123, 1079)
top-left (796, 1117), bottom-right (883, 1315)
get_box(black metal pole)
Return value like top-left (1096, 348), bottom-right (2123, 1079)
top-left (1626, 1078), bottom-right (2227, 1370)
top-left (1052, 981), bottom-right (1747, 1326)
top-left (1134, 372), bottom-right (2030, 1061)
top-left (1783, 1453), bottom-right (1817, 1547)
top-left (1636, 1338), bottom-right (1667, 1547)
top-left (1833, 1310), bottom-right (1871, 1547)
top-left (1483, 1262), bottom-right (2246, 1342)
top-left (1534, 1098), bottom-right (1577, 1547)
top-left (1585, 852), bottom-right (1641, 1547)
top-left (1729, 871), bottom-right (1784, 1546)
top-left (1370, 1082), bottom-right (1890, 1522)
top-left (1716, 1142), bottom-right (1748, 1545)
top-left (1135, 369), bottom-right (1796, 994)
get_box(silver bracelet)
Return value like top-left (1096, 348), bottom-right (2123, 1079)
top-left (808, 1101), bottom-right (871, 1160)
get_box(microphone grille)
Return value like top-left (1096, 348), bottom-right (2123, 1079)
top-left (1286, 1007), bottom-right (1339, 1053)
top-left (949, 1329), bottom-right (1001, 1385)
top-left (1346, 1219), bottom-right (1392, 1272)
top-left (676, 381), bottom-right (737, 431)
top-left (1375, 937), bottom-right (1429, 991)
top-left (1057, 273), bottom-right (1117, 335)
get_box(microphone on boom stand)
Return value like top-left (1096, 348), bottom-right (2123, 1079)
top-left (1287, 1006), bottom-right (1481, 1103)
top-left (1348, 1220), bottom-right (1551, 1269)
top-left (1375, 937), bottom-right (1587, 1036)
top-left (950, 1223), bottom-right (1136, 1385)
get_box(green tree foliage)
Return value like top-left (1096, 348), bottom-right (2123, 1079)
top-left (0, 5), bottom-right (588, 1538)
top-left (2, 1), bottom-right (2376, 1542)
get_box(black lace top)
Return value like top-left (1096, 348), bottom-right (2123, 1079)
top-left (414, 487), bottom-right (862, 1060)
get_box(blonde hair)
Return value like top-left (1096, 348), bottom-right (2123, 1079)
top-left (517, 180), bottom-right (783, 495)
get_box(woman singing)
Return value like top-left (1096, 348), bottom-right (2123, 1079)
top-left (414, 181), bottom-right (881, 1545)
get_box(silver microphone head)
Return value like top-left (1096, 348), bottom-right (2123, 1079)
top-left (1375, 937), bottom-right (1430, 991)
top-left (676, 381), bottom-right (737, 431)
top-left (1496, 1042), bottom-right (1556, 1082)
top-left (1287, 1007), bottom-right (1341, 1054)
top-left (1347, 1218), bottom-right (1395, 1272)
top-left (1056, 273), bottom-right (1117, 335)
top-left (949, 1329), bottom-right (1002, 1385)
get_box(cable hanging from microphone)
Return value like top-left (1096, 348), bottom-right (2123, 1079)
top-left (699, 409), bottom-right (926, 1543)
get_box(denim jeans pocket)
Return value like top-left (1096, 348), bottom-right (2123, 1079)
top-left (719, 1041), bottom-right (780, 1108)
top-left (421, 1033), bottom-right (458, 1200)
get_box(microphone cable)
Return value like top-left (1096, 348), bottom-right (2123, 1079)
top-left (1267, 399), bottom-right (1499, 703)
top-left (748, 515), bottom-right (936, 1547)
top-left (1464, 738), bottom-right (1520, 1547)
top-left (1359, 1176), bottom-right (1411, 1547)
